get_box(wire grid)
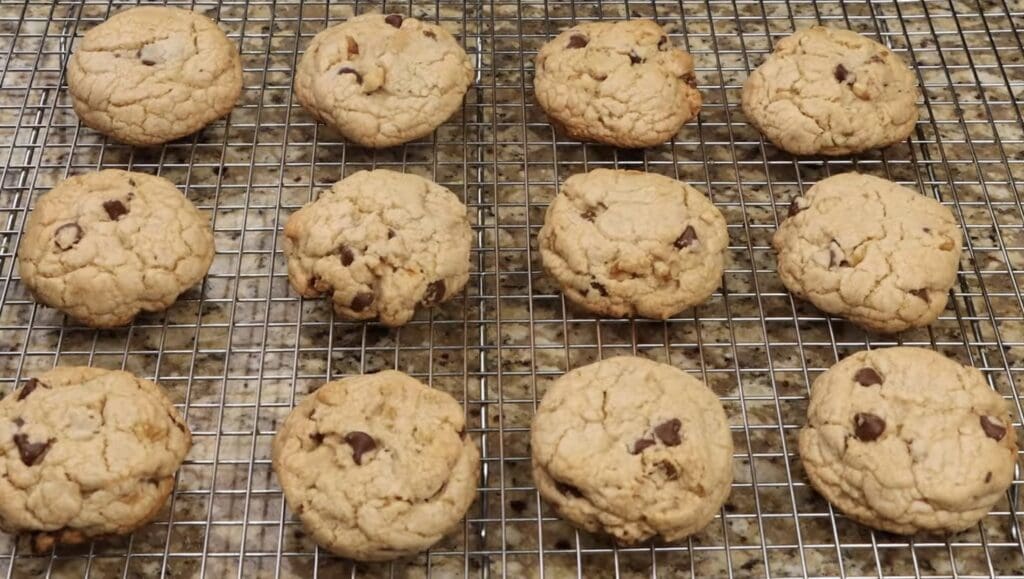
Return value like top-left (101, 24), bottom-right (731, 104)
top-left (0, 0), bottom-right (1022, 577)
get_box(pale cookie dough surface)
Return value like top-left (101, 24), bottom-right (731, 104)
top-left (538, 169), bottom-right (727, 319)
top-left (294, 13), bottom-right (473, 148)
top-left (534, 20), bottom-right (701, 148)
top-left (272, 371), bottom-right (479, 561)
top-left (742, 26), bottom-right (919, 155)
top-left (17, 169), bottom-right (215, 328)
top-left (67, 6), bottom-right (242, 146)
top-left (799, 347), bottom-right (1017, 535)
top-left (531, 357), bottom-right (733, 544)
top-left (283, 169), bottom-right (472, 327)
top-left (0, 367), bottom-right (191, 551)
top-left (773, 172), bottom-right (961, 333)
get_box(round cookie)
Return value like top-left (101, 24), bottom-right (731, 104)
top-left (272, 371), bottom-right (479, 561)
top-left (534, 20), bottom-right (701, 148)
top-left (742, 26), bottom-right (919, 155)
top-left (67, 6), bottom-right (242, 146)
top-left (283, 169), bottom-right (472, 327)
top-left (0, 367), bottom-right (191, 551)
top-left (773, 173), bottom-right (961, 333)
top-left (538, 169), bottom-right (727, 319)
top-left (799, 347), bottom-right (1017, 535)
top-left (18, 169), bottom-right (215, 328)
top-left (531, 356), bottom-right (733, 544)
top-left (294, 13), bottom-right (473, 148)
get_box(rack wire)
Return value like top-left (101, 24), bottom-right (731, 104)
top-left (0, 0), bottom-right (1022, 577)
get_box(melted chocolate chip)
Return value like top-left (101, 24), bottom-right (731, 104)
top-left (911, 289), bottom-right (930, 302)
top-left (788, 197), bottom-right (806, 217)
top-left (339, 246), bottom-right (355, 266)
top-left (654, 418), bottom-right (682, 446)
top-left (834, 63), bottom-right (849, 83)
top-left (423, 30), bottom-right (437, 39)
top-left (681, 72), bottom-right (697, 88)
top-left (555, 481), bottom-right (582, 498)
top-left (17, 378), bottom-right (41, 401)
top-left (657, 35), bottom-right (669, 51)
top-left (344, 431), bottom-right (376, 465)
top-left (581, 209), bottom-right (597, 222)
top-left (853, 413), bottom-right (886, 441)
top-left (657, 460), bottom-right (678, 480)
top-left (510, 499), bottom-right (527, 513)
top-left (629, 50), bottom-right (643, 65)
top-left (631, 438), bottom-right (656, 454)
top-left (54, 223), bottom-right (83, 251)
top-left (384, 14), bottom-right (404, 28)
top-left (350, 291), bottom-right (375, 312)
top-left (309, 431), bottom-right (325, 445)
top-left (980, 415), bottom-right (1007, 441)
top-left (854, 368), bottom-right (883, 387)
top-left (13, 433), bottom-right (52, 466)
top-left (985, 471), bottom-right (992, 483)
top-left (346, 36), bottom-right (359, 57)
top-left (590, 281), bottom-right (608, 297)
top-left (140, 57), bottom-right (156, 66)
top-left (567, 34), bottom-right (588, 49)
top-left (338, 67), bottom-right (363, 83)
top-left (674, 226), bottom-right (698, 249)
top-left (387, 229), bottom-right (396, 240)
top-left (422, 280), bottom-right (446, 305)
top-left (103, 199), bottom-right (128, 221)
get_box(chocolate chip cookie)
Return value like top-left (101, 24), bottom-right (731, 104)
top-left (0, 367), bottom-right (191, 551)
top-left (67, 6), bottom-right (242, 146)
top-left (294, 13), bottom-right (473, 148)
top-left (283, 169), bottom-right (472, 327)
top-left (773, 173), bottom-right (961, 333)
top-left (742, 26), bottom-right (919, 155)
top-left (800, 347), bottom-right (1017, 534)
top-left (272, 370), bottom-right (479, 561)
top-left (534, 20), bottom-right (701, 148)
top-left (18, 170), bottom-right (215, 328)
top-left (538, 169), bottom-right (728, 319)
top-left (531, 356), bottom-right (733, 544)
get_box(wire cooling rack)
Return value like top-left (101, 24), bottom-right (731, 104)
top-left (0, 0), bottom-right (1023, 577)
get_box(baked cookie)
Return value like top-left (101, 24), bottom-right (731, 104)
top-left (18, 170), bottom-right (215, 328)
top-left (284, 169), bottom-right (472, 327)
top-left (773, 173), bottom-right (961, 333)
top-left (294, 13), bottom-right (473, 148)
top-left (742, 26), bottom-right (919, 155)
top-left (800, 347), bottom-right (1017, 534)
top-left (534, 20), bottom-right (701, 148)
top-left (67, 6), bottom-right (242, 146)
top-left (531, 356), bottom-right (733, 544)
top-left (538, 169), bottom-right (727, 319)
top-left (0, 367), bottom-right (191, 551)
top-left (272, 371), bottom-right (479, 561)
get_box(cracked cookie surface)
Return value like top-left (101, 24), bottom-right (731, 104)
top-left (272, 371), bottom-right (479, 561)
top-left (283, 169), bottom-right (472, 327)
top-left (742, 26), bottom-right (918, 155)
top-left (18, 169), bottom-right (215, 328)
top-left (534, 20), bottom-right (701, 148)
top-left (538, 169), bottom-right (727, 319)
top-left (0, 367), bottom-right (191, 551)
top-left (773, 172), bottom-right (961, 333)
top-left (294, 13), bottom-right (473, 148)
top-left (531, 356), bottom-right (733, 544)
top-left (799, 347), bottom-right (1017, 534)
top-left (67, 6), bottom-right (242, 146)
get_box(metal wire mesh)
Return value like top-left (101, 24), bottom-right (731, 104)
top-left (0, 0), bottom-right (1022, 577)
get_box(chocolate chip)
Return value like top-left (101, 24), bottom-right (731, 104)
top-left (980, 415), bottom-right (1007, 441)
top-left (657, 35), bottom-right (669, 51)
top-left (923, 227), bottom-right (932, 234)
top-left (103, 199), bottom-right (128, 221)
top-left (912, 289), bottom-right (930, 302)
top-left (344, 431), bottom-right (376, 465)
top-left (853, 413), bottom-right (886, 441)
top-left (629, 50), bottom-right (643, 65)
top-left (510, 499), bottom-right (527, 513)
top-left (854, 368), bottom-right (883, 387)
top-left (346, 36), bottom-right (359, 57)
top-left (338, 67), bottom-right (363, 83)
top-left (140, 57), bottom-right (156, 66)
top-left (423, 30), bottom-right (436, 39)
top-left (788, 197), bottom-right (806, 217)
top-left (631, 438), bottom-right (656, 454)
top-left (13, 433), bottom-right (52, 466)
top-left (422, 280), bottom-right (446, 305)
top-left (384, 14), bottom-right (403, 28)
top-left (17, 378), bottom-right (42, 401)
top-left (567, 34), bottom-right (588, 49)
top-left (387, 229), bottom-right (396, 240)
top-left (657, 460), bottom-right (678, 480)
top-left (339, 246), bottom-right (355, 266)
top-left (985, 471), bottom-right (992, 483)
top-left (834, 63), bottom-right (849, 82)
top-left (555, 481), bottom-right (582, 498)
top-left (581, 209), bottom-right (597, 222)
top-left (681, 72), bottom-right (697, 88)
top-left (654, 418), bottom-right (682, 446)
top-left (128, 178), bottom-right (137, 187)
top-left (674, 226), bottom-right (698, 249)
top-left (350, 291), bottom-right (375, 312)
top-left (309, 431), bottom-right (325, 445)
top-left (54, 223), bottom-right (83, 251)
top-left (590, 281), bottom-right (608, 297)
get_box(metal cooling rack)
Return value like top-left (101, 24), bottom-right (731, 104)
top-left (0, 0), bottom-right (1022, 577)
